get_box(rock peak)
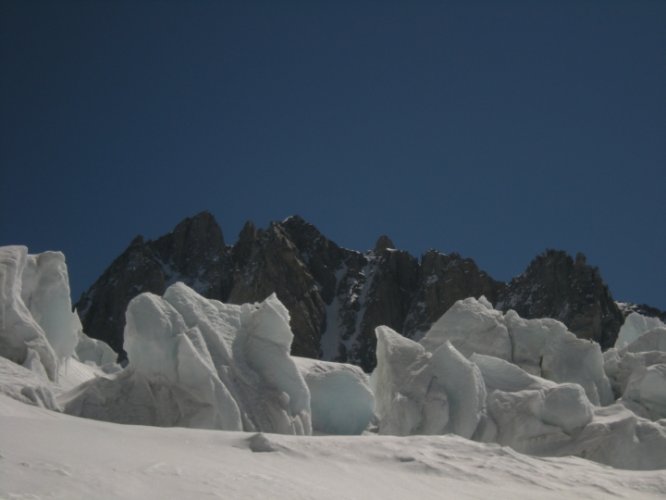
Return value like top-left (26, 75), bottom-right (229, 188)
top-left (498, 248), bottom-right (622, 349)
top-left (374, 235), bottom-right (395, 252)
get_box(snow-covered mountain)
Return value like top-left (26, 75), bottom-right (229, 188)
top-left (77, 212), bottom-right (647, 371)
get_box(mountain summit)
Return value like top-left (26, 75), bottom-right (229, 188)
top-left (77, 213), bottom-right (630, 370)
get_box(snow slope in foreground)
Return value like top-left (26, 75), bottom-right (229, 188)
top-left (1, 395), bottom-right (665, 500)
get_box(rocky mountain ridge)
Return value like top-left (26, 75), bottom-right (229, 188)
top-left (76, 212), bottom-right (652, 371)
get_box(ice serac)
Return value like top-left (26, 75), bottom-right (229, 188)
top-left (294, 357), bottom-right (374, 435)
top-left (64, 290), bottom-right (243, 430)
top-left (472, 353), bottom-right (595, 453)
top-left (503, 310), bottom-right (612, 405)
top-left (487, 383), bottom-right (594, 455)
top-left (0, 246), bottom-right (81, 381)
top-left (372, 326), bottom-right (485, 438)
top-left (621, 364), bottom-right (666, 420)
top-left (419, 297), bottom-right (613, 405)
top-left (20, 250), bottom-right (79, 362)
top-left (420, 297), bottom-right (511, 360)
top-left (604, 348), bottom-right (666, 397)
top-left (0, 356), bottom-right (60, 410)
top-left (74, 329), bottom-right (117, 367)
top-left (615, 312), bottom-right (666, 349)
top-left (562, 404), bottom-right (666, 470)
top-left (429, 341), bottom-right (486, 438)
top-left (541, 330), bottom-right (613, 406)
top-left (64, 285), bottom-right (312, 434)
top-left (233, 294), bottom-right (312, 435)
top-left (622, 327), bottom-right (666, 354)
top-left (471, 352), bottom-right (666, 469)
top-left (604, 324), bottom-right (666, 420)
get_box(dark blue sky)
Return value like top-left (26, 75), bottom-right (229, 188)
top-left (1, 0), bottom-right (664, 309)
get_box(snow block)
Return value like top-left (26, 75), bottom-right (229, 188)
top-left (421, 297), bottom-right (511, 361)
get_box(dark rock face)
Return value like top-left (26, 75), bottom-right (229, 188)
top-left (227, 221), bottom-right (327, 358)
top-left (496, 250), bottom-right (624, 350)
top-left (352, 248), bottom-right (420, 371)
top-left (77, 215), bottom-right (633, 370)
top-left (402, 251), bottom-right (504, 338)
top-left (76, 212), bottom-right (232, 359)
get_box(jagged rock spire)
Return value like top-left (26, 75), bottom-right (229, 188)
top-left (374, 235), bottom-right (395, 252)
top-left (77, 215), bottom-right (635, 369)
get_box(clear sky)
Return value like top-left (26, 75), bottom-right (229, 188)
top-left (1, 0), bottom-right (664, 309)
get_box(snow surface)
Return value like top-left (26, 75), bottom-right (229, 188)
top-left (2, 394), bottom-right (666, 500)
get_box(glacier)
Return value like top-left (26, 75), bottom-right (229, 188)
top-left (1, 245), bottom-right (666, 476)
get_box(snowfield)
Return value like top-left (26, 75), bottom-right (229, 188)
top-left (1, 245), bottom-right (666, 499)
top-left (2, 394), bottom-right (666, 500)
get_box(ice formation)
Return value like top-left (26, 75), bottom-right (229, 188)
top-left (604, 325), bottom-right (666, 421)
top-left (2, 245), bottom-right (666, 471)
top-left (0, 356), bottom-right (60, 410)
top-left (621, 364), bottom-right (666, 420)
top-left (421, 297), bottom-right (511, 360)
top-left (0, 246), bottom-right (82, 381)
top-left (63, 286), bottom-right (312, 434)
top-left (419, 297), bottom-right (612, 405)
top-left (294, 357), bottom-right (374, 434)
top-left (74, 329), bottom-right (118, 368)
top-left (372, 297), bottom-right (666, 469)
top-left (615, 312), bottom-right (666, 349)
top-left (372, 326), bottom-right (485, 437)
